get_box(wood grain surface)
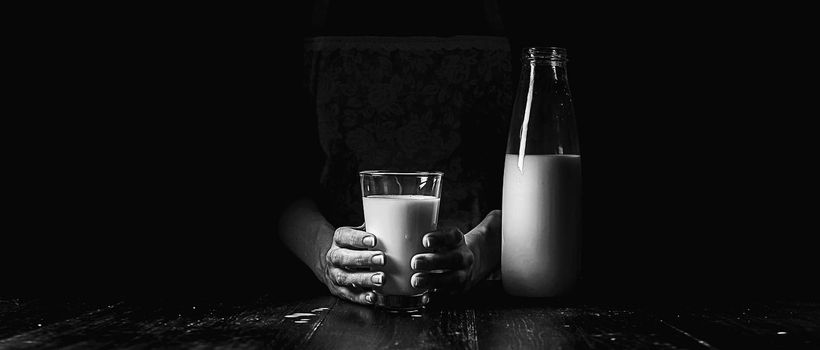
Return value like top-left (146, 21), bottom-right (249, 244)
top-left (1, 282), bottom-right (817, 349)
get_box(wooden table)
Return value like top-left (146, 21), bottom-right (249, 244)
top-left (1, 282), bottom-right (817, 349)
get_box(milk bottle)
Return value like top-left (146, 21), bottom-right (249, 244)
top-left (502, 47), bottom-right (582, 297)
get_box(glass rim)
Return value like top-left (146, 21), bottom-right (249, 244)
top-left (359, 170), bottom-right (444, 177)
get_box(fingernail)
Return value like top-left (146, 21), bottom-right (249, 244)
top-left (371, 273), bottom-right (383, 285)
top-left (423, 236), bottom-right (431, 248)
top-left (411, 274), bottom-right (422, 288)
top-left (362, 235), bottom-right (375, 247)
top-left (411, 258), bottom-right (417, 270)
top-left (372, 254), bottom-right (384, 266)
top-left (365, 293), bottom-right (374, 304)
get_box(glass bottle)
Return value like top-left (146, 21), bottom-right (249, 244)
top-left (501, 47), bottom-right (582, 297)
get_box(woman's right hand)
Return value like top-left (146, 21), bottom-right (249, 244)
top-left (321, 225), bottom-right (386, 305)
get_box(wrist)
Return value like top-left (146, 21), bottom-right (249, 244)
top-left (312, 254), bottom-right (328, 284)
top-left (465, 230), bottom-right (487, 286)
top-left (312, 223), bottom-right (335, 283)
top-left (465, 210), bottom-right (501, 284)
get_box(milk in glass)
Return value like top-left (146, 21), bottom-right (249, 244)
top-left (363, 195), bottom-right (440, 295)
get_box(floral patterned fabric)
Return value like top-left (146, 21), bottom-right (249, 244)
top-left (304, 36), bottom-right (513, 232)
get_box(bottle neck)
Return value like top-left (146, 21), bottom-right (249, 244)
top-left (519, 56), bottom-right (571, 103)
top-left (522, 59), bottom-right (568, 84)
top-left (521, 46), bottom-right (569, 85)
top-left (505, 47), bottom-right (579, 157)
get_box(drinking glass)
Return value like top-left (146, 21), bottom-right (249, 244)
top-left (359, 170), bottom-right (443, 310)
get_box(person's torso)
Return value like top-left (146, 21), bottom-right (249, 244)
top-left (304, 35), bottom-right (513, 232)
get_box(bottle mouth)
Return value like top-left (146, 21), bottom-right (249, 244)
top-left (523, 47), bottom-right (568, 61)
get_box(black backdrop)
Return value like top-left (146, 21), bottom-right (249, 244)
top-left (4, 2), bottom-right (816, 302)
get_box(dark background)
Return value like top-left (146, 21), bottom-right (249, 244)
top-left (4, 2), bottom-right (815, 302)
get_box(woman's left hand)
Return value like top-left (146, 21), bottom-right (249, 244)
top-left (410, 226), bottom-right (474, 294)
top-left (410, 210), bottom-right (501, 294)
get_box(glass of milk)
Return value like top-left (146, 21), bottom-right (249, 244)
top-left (359, 170), bottom-right (443, 310)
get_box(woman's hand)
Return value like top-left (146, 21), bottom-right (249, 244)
top-left (320, 225), bottom-right (386, 305)
top-left (410, 226), bottom-right (475, 294)
top-left (410, 210), bottom-right (501, 294)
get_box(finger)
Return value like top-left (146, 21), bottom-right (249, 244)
top-left (334, 226), bottom-right (377, 249)
top-left (326, 248), bottom-right (385, 267)
top-left (331, 285), bottom-right (377, 305)
top-left (411, 251), bottom-right (473, 271)
top-left (411, 271), bottom-right (467, 290)
top-left (329, 267), bottom-right (385, 288)
top-left (423, 227), bottom-right (464, 249)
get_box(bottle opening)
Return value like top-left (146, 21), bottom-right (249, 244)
top-left (523, 47), bottom-right (568, 61)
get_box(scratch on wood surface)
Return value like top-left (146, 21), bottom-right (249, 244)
top-left (660, 319), bottom-right (719, 349)
top-left (294, 298), bottom-right (338, 348)
top-left (466, 308), bottom-right (478, 350)
top-left (0, 301), bottom-right (126, 348)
